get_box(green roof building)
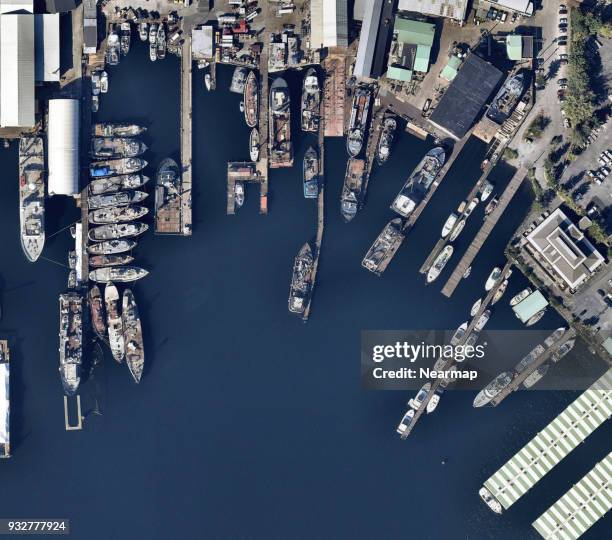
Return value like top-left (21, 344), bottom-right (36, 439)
top-left (387, 17), bottom-right (435, 82)
top-left (506, 35), bottom-right (523, 61)
top-left (512, 290), bottom-right (549, 324)
top-left (387, 66), bottom-right (413, 82)
top-left (440, 55), bottom-right (462, 82)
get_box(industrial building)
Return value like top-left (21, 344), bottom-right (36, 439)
top-left (524, 208), bottom-right (605, 291)
top-left (192, 25), bottom-right (214, 60)
top-left (310, 0), bottom-right (348, 49)
top-left (0, 0), bottom-right (32, 13)
top-left (476, 0), bottom-right (534, 17)
top-left (505, 34), bottom-right (534, 61)
top-left (48, 99), bottom-right (80, 197)
top-left (398, 0), bottom-right (468, 22)
top-left (34, 14), bottom-right (60, 82)
top-left (0, 14), bottom-right (35, 128)
top-left (387, 16), bottom-right (435, 82)
top-left (83, 0), bottom-right (97, 54)
top-left (353, 0), bottom-right (383, 78)
top-left (429, 53), bottom-right (502, 138)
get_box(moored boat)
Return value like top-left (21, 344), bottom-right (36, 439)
top-left (479, 487), bottom-right (503, 514)
top-left (509, 287), bottom-right (532, 306)
top-left (89, 285), bottom-right (107, 339)
top-left (470, 298), bottom-right (482, 317)
top-left (522, 364), bottom-right (549, 388)
top-left (361, 218), bottom-right (405, 276)
top-left (474, 309), bottom-right (491, 332)
top-left (408, 383), bottom-right (431, 410)
top-left (340, 158), bottom-right (366, 222)
top-left (427, 245), bottom-right (453, 283)
top-left (288, 243), bottom-right (314, 315)
top-left (473, 371), bottom-right (513, 407)
top-left (138, 21), bottom-right (148, 42)
top-left (480, 181), bottom-right (494, 202)
top-left (91, 138), bottom-right (147, 159)
top-left (244, 71), bottom-right (258, 128)
top-left (515, 344), bottom-right (545, 373)
top-left (448, 218), bottom-right (466, 242)
top-left (100, 71), bottom-right (108, 94)
top-left (396, 408), bottom-right (415, 436)
top-left (93, 123), bottom-right (146, 137)
top-left (347, 84), bottom-right (373, 157)
top-left (249, 128), bottom-right (260, 162)
top-left (491, 279), bottom-right (508, 305)
top-left (156, 23), bottom-right (166, 60)
top-left (88, 222), bottom-right (148, 242)
top-left (204, 73), bottom-right (212, 91)
top-left (89, 254), bottom-right (134, 268)
top-left (58, 292), bottom-right (83, 395)
top-left (485, 267), bottom-right (502, 291)
top-left (89, 205), bottom-right (149, 224)
top-left (526, 309), bottom-right (546, 327)
top-left (377, 116), bottom-right (397, 165)
top-left (120, 22), bottom-right (131, 56)
top-left (88, 190), bottom-right (148, 209)
top-left (105, 283), bottom-right (124, 362)
top-left (441, 213), bottom-right (458, 238)
top-left (122, 289), bottom-right (145, 383)
top-left (552, 339), bottom-right (575, 362)
top-left (301, 68), bottom-right (320, 132)
top-left (18, 137), bottom-right (45, 263)
top-left (90, 158), bottom-right (147, 178)
top-left (426, 390), bottom-right (442, 413)
top-left (87, 239), bottom-right (136, 255)
top-left (303, 146), bottom-right (319, 199)
top-left (463, 266), bottom-right (472, 279)
top-left (0, 341), bottom-right (10, 458)
top-left (90, 266), bottom-right (149, 283)
top-left (450, 321), bottom-right (468, 346)
top-left (234, 182), bottom-right (245, 208)
top-left (269, 77), bottom-right (293, 168)
top-left (484, 196), bottom-right (499, 216)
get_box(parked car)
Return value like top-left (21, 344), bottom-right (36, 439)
top-left (559, 4), bottom-right (567, 14)
top-left (559, 18), bottom-right (568, 25)
top-left (558, 26), bottom-right (568, 34)
top-left (560, 53), bottom-right (568, 60)
top-left (558, 78), bottom-right (567, 85)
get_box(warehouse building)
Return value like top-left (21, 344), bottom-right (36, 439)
top-left (387, 16), bottom-right (435, 82)
top-left (353, 0), bottom-right (383, 78)
top-left (48, 99), bottom-right (80, 196)
top-left (310, 0), bottom-right (348, 49)
top-left (34, 14), bottom-right (60, 82)
top-left (398, 0), bottom-right (468, 22)
top-left (429, 53), bottom-right (503, 138)
top-left (83, 0), bottom-right (97, 54)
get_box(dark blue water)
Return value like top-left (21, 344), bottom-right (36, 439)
top-left (0, 41), bottom-right (609, 539)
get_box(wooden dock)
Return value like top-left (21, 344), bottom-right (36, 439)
top-left (179, 36), bottom-right (193, 235)
top-left (440, 166), bottom-right (527, 298)
top-left (256, 46), bottom-right (269, 214)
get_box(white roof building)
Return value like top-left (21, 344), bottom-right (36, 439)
top-left (34, 14), bottom-right (60, 82)
top-left (398, 0), bottom-right (468, 21)
top-left (310, 0), bottom-right (348, 49)
top-left (0, 14), bottom-right (35, 127)
top-left (0, 0), bottom-right (33, 14)
top-left (192, 25), bottom-right (213, 59)
top-left (353, 0), bottom-right (383, 78)
top-left (48, 99), bottom-right (80, 196)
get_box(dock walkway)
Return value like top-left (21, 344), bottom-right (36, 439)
top-left (179, 37), bottom-right (193, 235)
top-left (256, 46), bottom-right (269, 214)
top-left (441, 166), bottom-right (526, 298)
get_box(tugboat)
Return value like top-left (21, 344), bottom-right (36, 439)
top-left (347, 84), bottom-right (373, 157)
top-left (89, 285), bottom-right (107, 340)
top-left (249, 128), bottom-right (259, 162)
top-left (89, 173), bottom-right (149, 195)
top-left (105, 283), bottom-right (124, 362)
top-left (122, 289), bottom-right (145, 383)
top-left (300, 68), bottom-right (320, 132)
top-left (244, 70), bottom-right (258, 128)
top-left (90, 266), bottom-right (149, 283)
top-left (18, 137), bottom-right (45, 262)
top-left (120, 22), bottom-right (131, 56)
top-left (376, 116), bottom-right (397, 165)
top-left (58, 293), bottom-right (83, 395)
top-left (89, 205), bottom-right (149, 224)
top-left (303, 146), bottom-right (319, 199)
top-left (427, 245), bottom-right (453, 283)
top-left (288, 243), bottom-right (314, 315)
top-left (87, 239), bottom-right (136, 255)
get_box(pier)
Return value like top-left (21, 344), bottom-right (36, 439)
top-left (361, 107), bottom-right (385, 197)
top-left (64, 395), bottom-right (84, 431)
top-left (179, 37), bottom-right (193, 235)
top-left (226, 162), bottom-right (266, 214)
top-left (256, 46), bottom-right (269, 214)
top-left (440, 166), bottom-right (527, 298)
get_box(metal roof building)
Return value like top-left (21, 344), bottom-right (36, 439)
top-left (48, 99), bottom-right (80, 196)
top-left (532, 452), bottom-right (612, 539)
top-left (83, 0), bottom-right (97, 54)
top-left (0, 0), bottom-right (32, 14)
top-left (482, 367), bottom-right (612, 511)
top-left (34, 14), bottom-right (60, 82)
top-left (429, 53), bottom-right (502, 139)
top-left (512, 290), bottom-right (549, 324)
top-left (506, 35), bottom-right (522, 61)
top-left (398, 0), bottom-right (468, 21)
top-left (387, 17), bottom-right (435, 81)
top-left (353, 0), bottom-right (383, 78)
top-left (310, 0), bottom-right (348, 49)
top-left (440, 55), bottom-right (462, 81)
top-left (0, 14), bottom-right (35, 128)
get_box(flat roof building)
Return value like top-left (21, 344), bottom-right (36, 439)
top-left (192, 25), bottom-right (214, 59)
top-left (83, 0), bottom-right (97, 54)
top-left (398, 0), bottom-right (468, 21)
top-left (525, 208), bottom-right (605, 290)
top-left (310, 0), bottom-right (348, 49)
top-left (506, 34), bottom-right (522, 61)
top-left (353, 0), bottom-right (383, 78)
top-left (48, 99), bottom-right (79, 196)
top-left (0, 14), bottom-right (35, 128)
top-left (440, 54), bottom-right (461, 81)
top-left (34, 14), bottom-right (60, 82)
top-left (0, 0), bottom-right (32, 14)
top-left (429, 53), bottom-right (502, 139)
top-left (44, 0), bottom-right (76, 12)
top-left (479, 0), bottom-right (533, 16)
top-left (387, 17), bottom-right (435, 82)
top-left (512, 290), bottom-right (549, 324)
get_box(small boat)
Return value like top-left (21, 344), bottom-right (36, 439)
top-left (249, 128), bottom-right (259, 162)
top-left (552, 339), bottom-right (575, 362)
top-left (485, 267), bottom-right (502, 291)
top-left (92, 72), bottom-right (100, 95)
top-left (491, 279), bottom-right (508, 305)
top-left (303, 146), bottom-right (319, 199)
top-left (105, 282), bottom-right (124, 362)
top-left (88, 222), bottom-right (148, 242)
top-left (457, 200), bottom-right (467, 213)
top-left (120, 22), bottom-right (131, 56)
top-left (122, 289), bottom-right (145, 383)
top-left (89, 205), bottom-right (149, 225)
top-left (89, 254), bottom-right (134, 268)
top-left (149, 41), bottom-right (157, 62)
top-left (470, 298), bottom-right (482, 317)
top-left (526, 309), bottom-right (546, 327)
top-left (484, 197), bottom-right (498, 216)
top-left (156, 23), bottom-right (166, 60)
top-left (138, 21), bottom-right (148, 42)
top-left (88, 190), bottom-right (148, 209)
top-left (474, 309), bottom-right (491, 332)
top-left (441, 213), bottom-right (458, 238)
top-left (396, 409), bottom-right (415, 436)
top-left (450, 322), bottom-right (468, 346)
top-left (427, 245), bottom-right (453, 283)
top-left (376, 117), bottom-right (397, 165)
top-left (148, 22), bottom-right (157, 44)
top-left (204, 73), bottom-right (212, 91)
top-left (480, 181), bottom-right (494, 202)
top-left (92, 95), bottom-right (99, 113)
top-left (100, 71), bottom-right (108, 94)
top-left (408, 382), bottom-right (431, 410)
top-left (522, 364), bottom-right (549, 389)
top-left (448, 219), bottom-right (466, 242)
top-left (89, 266), bottom-right (149, 283)
top-left (239, 101), bottom-right (245, 113)
top-left (479, 487), bottom-right (503, 514)
top-left (426, 389), bottom-right (443, 414)
top-left (463, 266), bottom-right (472, 279)
top-left (89, 285), bottom-right (106, 339)
top-left (234, 182), bottom-right (245, 208)
top-left (87, 239), bottom-right (136, 255)
top-left (544, 327), bottom-right (566, 348)
top-left (464, 197), bottom-right (479, 217)
top-left (509, 287), bottom-right (532, 306)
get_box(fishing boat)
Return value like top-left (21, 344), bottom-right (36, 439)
top-left (448, 218), bottom-right (466, 242)
top-left (89, 254), bottom-right (134, 268)
top-left (249, 128), bottom-right (260, 162)
top-left (377, 117), bottom-right (397, 165)
top-left (87, 239), bottom-right (136, 255)
top-left (90, 158), bottom-right (147, 178)
top-left (90, 266), bottom-right (149, 283)
top-left (346, 84), bottom-right (373, 157)
top-left (427, 245), bottom-right (453, 283)
top-left (450, 322), bottom-right (468, 346)
top-left (88, 222), bottom-right (148, 242)
top-left (123, 290), bottom-right (145, 383)
top-left (491, 279), bottom-right (508, 305)
top-left (120, 22), bottom-right (131, 56)
top-left (269, 77), bottom-right (293, 168)
top-left (480, 181), bottom-right (494, 202)
top-left (234, 182), bottom-right (244, 208)
top-left (441, 213), bottom-right (458, 238)
top-left (89, 174), bottom-right (149, 195)
top-left (58, 293), bottom-right (83, 395)
top-left (157, 23), bottom-right (166, 60)
top-left (105, 283), bottom-right (124, 362)
top-left (18, 137), bottom-right (45, 263)
top-left (509, 287), bottom-right (532, 306)
top-left (89, 285), bottom-right (107, 339)
top-left (470, 298), bottom-right (482, 317)
top-left (485, 267), bottom-right (502, 291)
top-left (243, 70), bottom-right (258, 128)
top-left (340, 158), bottom-right (366, 222)
top-left (88, 190), bottom-right (148, 209)
top-left (89, 205), bottom-right (149, 225)
top-left (474, 309), bottom-right (491, 332)
top-left (301, 68), bottom-right (320, 132)
top-left (303, 146), bottom-right (319, 199)
top-left (93, 123), bottom-right (146, 137)
top-left (91, 138), bottom-right (147, 159)
top-left (526, 309), bottom-right (546, 327)
top-left (288, 243), bottom-right (314, 315)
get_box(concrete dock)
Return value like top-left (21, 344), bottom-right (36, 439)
top-left (256, 48), bottom-right (269, 214)
top-left (179, 37), bottom-right (193, 235)
top-left (441, 166), bottom-right (527, 298)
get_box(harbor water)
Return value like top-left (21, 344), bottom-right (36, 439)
top-left (0, 41), bottom-right (609, 539)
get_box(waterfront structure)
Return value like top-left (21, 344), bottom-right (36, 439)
top-left (512, 290), bottom-right (548, 324)
top-left (524, 208), bottom-right (605, 291)
top-left (0, 14), bottom-right (34, 128)
top-left (430, 53), bottom-right (503, 139)
top-left (309, 0), bottom-right (348, 49)
top-left (192, 25), bottom-right (213, 61)
top-left (398, 0), bottom-right (468, 22)
top-left (353, 0), bottom-right (383, 79)
top-left (83, 0), bottom-right (97, 54)
top-left (532, 452), bottom-right (612, 539)
top-left (387, 17), bottom-right (435, 82)
top-left (34, 14), bottom-right (60, 82)
top-left (48, 99), bottom-right (80, 196)
top-left (480, 368), bottom-right (612, 512)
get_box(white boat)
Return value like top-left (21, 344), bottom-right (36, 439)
top-left (105, 283), bottom-right (124, 362)
top-left (491, 279), bottom-right (508, 304)
top-left (426, 391), bottom-right (442, 414)
top-left (408, 382), bottom-right (431, 410)
top-left (448, 218), bottom-right (465, 242)
top-left (479, 487), bottom-right (503, 514)
top-left (138, 21), bottom-right (148, 42)
top-left (457, 200), bottom-right (467, 213)
top-left (480, 181), bottom-right (494, 202)
top-left (470, 298), bottom-right (482, 317)
top-left (427, 245), bottom-right (454, 283)
top-left (441, 213), bottom-right (458, 238)
top-left (485, 267), bottom-right (502, 291)
top-left (474, 309), bottom-right (491, 332)
top-left (396, 409), bottom-right (415, 436)
top-left (249, 128), bottom-right (259, 162)
top-left (509, 287), bottom-right (532, 306)
top-left (204, 73), bottom-right (212, 91)
top-left (100, 71), bottom-right (108, 94)
top-left (526, 309), bottom-right (546, 327)
top-left (464, 197), bottom-right (479, 217)
top-left (552, 339), bottom-right (575, 362)
top-left (522, 364), bottom-right (549, 388)
top-left (450, 321), bottom-right (468, 346)
top-left (234, 182), bottom-right (245, 208)
top-left (463, 266), bottom-right (472, 279)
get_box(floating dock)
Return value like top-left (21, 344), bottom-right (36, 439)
top-left (226, 162), bottom-right (265, 214)
top-left (532, 451), bottom-right (612, 539)
top-left (481, 367), bottom-right (612, 511)
top-left (179, 36), bottom-right (193, 235)
top-left (441, 166), bottom-right (527, 298)
top-left (64, 394), bottom-right (84, 431)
